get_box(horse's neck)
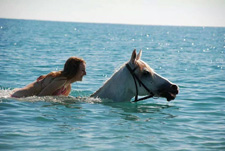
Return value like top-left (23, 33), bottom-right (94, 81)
top-left (92, 65), bottom-right (134, 102)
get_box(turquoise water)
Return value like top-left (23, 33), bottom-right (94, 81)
top-left (0, 19), bottom-right (225, 151)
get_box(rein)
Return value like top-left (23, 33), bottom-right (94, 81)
top-left (126, 64), bottom-right (154, 102)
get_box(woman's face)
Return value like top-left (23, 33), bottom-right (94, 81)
top-left (76, 62), bottom-right (86, 81)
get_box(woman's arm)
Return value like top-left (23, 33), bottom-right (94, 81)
top-left (38, 77), bottom-right (67, 96)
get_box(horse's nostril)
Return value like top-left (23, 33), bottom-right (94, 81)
top-left (171, 84), bottom-right (178, 90)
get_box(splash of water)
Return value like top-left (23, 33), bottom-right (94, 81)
top-left (0, 89), bottom-right (104, 104)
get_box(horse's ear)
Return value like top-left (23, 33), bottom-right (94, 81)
top-left (136, 50), bottom-right (142, 60)
top-left (130, 49), bottom-right (137, 64)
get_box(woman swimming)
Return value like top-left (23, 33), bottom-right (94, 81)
top-left (11, 57), bottom-right (86, 98)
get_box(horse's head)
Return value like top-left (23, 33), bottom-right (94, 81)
top-left (127, 49), bottom-right (179, 102)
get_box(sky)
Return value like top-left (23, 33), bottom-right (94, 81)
top-left (0, 0), bottom-right (225, 27)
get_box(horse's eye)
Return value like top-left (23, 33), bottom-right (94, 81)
top-left (142, 70), bottom-right (149, 76)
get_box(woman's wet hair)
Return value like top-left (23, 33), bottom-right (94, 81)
top-left (37, 57), bottom-right (85, 81)
top-left (62, 57), bottom-right (85, 80)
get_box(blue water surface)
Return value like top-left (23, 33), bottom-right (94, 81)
top-left (0, 19), bottom-right (225, 151)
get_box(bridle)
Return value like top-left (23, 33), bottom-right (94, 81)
top-left (126, 64), bottom-right (154, 102)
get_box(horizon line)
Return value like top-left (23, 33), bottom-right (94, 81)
top-left (1, 17), bottom-right (225, 28)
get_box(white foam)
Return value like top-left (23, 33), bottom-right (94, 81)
top-left (0, 89), bottom-right (12, 98)
top-left (0, 89), bottom-right (106, 104)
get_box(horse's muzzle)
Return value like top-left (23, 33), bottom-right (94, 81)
top-left (159, 84), bottom-right (179, 101)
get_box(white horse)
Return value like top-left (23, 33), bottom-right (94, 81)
top-left (91, 49), bottom-right (179, 102)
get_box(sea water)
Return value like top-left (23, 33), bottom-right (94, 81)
top-left (0, 19), bottom-right (224, 151)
